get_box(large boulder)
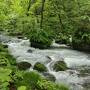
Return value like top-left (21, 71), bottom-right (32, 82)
top-left (53, 61), bottom-right (68, 72)
top-left (17, 61), bottom-right (31, 70)
top-left (33, 62), bottom-right (47, 72)
top-left (29, 29), bottom-right (53, 49)
top-left (31, 42), bottom-right (51, 49)
top-left (43, 72), bottom-right (56, 82)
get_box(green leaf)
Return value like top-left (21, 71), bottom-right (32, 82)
top-left (18, 86), bottom-right (27, 90)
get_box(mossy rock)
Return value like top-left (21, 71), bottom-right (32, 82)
top-left (33, 62), bottom-right (47, 72)
top-left (43, 72), bottom-right (56, 82)
top-left (31, 42), bottom-right (50, 49)
top-left (29, 29), bottom-right (53, 49)
top-left (53, 61), bottom-right (68, 72)
top-left (0, 44), bottom-right (8, 52)
top-left (17, 62), bottom-right (31, 70)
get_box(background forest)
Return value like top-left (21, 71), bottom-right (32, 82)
top-left (0, 0), bottom-right (90, 50)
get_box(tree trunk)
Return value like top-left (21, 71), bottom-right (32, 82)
top-left (58, 14), bottom-right (65, 30)
top-left (26, 0), bottom-right (35, 16)
top-left (40, 0), bottom-right (45, 28)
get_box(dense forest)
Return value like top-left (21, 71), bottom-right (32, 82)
top-left (0, 0), bottom-right (90, 90)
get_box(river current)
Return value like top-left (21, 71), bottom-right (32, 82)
top-left (0, 34), bottom-right (90, 90)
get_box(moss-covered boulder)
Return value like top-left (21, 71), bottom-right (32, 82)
top-left (43, 72), bottom-right (56, 82)
top-left (53, 61), bottom-right (68, 72)
top-left (33, 62), bottom-right (47, 72)
top-left (29, 28), bottom-right (53, 49)
top-left (17, 61), bottom-right (31, 70)
top-left (0, 44), bottom-right (8, 52)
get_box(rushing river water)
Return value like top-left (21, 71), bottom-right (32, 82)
top-left (0, 34), bottom-right (90, 90)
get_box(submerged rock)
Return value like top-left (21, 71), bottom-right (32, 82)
top-left (17, 61), bottom-right (31, 70)
top-left (33, 62), bottom-right (47, 72)
top-left (53, 61), bottom-right (68, 72)
top-left (27, 49), bottom-right (33, 53)
top-left (43, 72), bottom-right (56, 82)
top-left (77, 66), bottom-right (90, 77)
top-left (82, 77), bottom-right (90, 89)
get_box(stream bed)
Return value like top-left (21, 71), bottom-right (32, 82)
top-left (0, 34), bottom-right (90, 90)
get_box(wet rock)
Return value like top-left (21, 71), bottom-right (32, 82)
top-left (3, 44), bottom-right (8, 48)
top-left (33, 62), bottom-right (47, 72)
top-left (31, 42), bottom-right (51, 49)
top-left (27, 49), bottom-right (33, 53)
top-left (17, 36), bottom-right (24, 39)
top-left (78, 67), bottom-right (90, 77)
top-left (53, 61), bottom-right (68, 72)
top-left (43, 72), bottom-right (56, 82)
top-left (83, 77), bottom-right (90, 89)
top-left (17, 61), bottom-right (31, 70)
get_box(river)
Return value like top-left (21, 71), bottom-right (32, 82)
top-left (0, 34), bottom-right (90, 90)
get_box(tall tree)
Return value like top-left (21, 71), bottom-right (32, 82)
top-left (40, 0), bottom-right (45, 28)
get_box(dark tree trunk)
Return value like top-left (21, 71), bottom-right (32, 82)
top-left (26, 0), bottom-right (35, 16)
top-left (40, 0), bottom-right (45, 28)
top-left (58, 14), bottom-right (65, 30)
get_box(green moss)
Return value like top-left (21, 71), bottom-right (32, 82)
top-left (53, 61), bottom-right (68, 72)
top-left (37, 79), bottom-right (69, 90)
top-left (29, 28), bottom-right (53, 49)
top-left (33, 62), bottom-right (47, 72)
top-left (17, 62), bottom-right (31, 70)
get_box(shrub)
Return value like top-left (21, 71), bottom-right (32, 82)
top-left (16, 71), bottom-right (41, 90)
top-left (0, 44), bottom-right (16, 66)
top-left (0, 68), bottom-right (12, 90)
top-left (37, 79), bottom-right (69, 90)
top-left (72, 23), bottom-right (90, 51)
top-left (29, 26), bottom-right (53, 49)
top-left (55, 33), bottom-right (70, 44)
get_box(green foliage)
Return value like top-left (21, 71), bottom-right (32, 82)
top-left (0, 44), bottom-right (16, 66)
top-left (15, 71), bottom-right (41, 90)
top-left (17, 86), bottom-right (27, 90)
top-left (55, 33), bottom-right (70, 44)
top-left (72, 21), bottom-right (90, 51)
top-left (37, 79), bottom-right (69, 90)
top-left (0, 0), bottom-right (90, 89)
top-left (29, 27), bottom-right (53, 49)
top-left (53, 61), bottom-right (68, 72)
top-left (33, 62), bottom-right (47, 72)
top-left (0, 68), bottom-right (12, 90)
